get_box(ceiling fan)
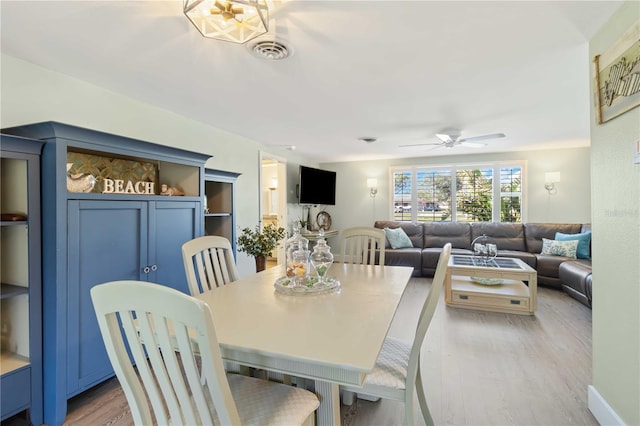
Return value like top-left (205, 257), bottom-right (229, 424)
top-left (400, 130), bottom-right (506, 149)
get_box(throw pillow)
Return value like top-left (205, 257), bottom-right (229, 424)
top-left (384, 227), bottom-right (413, 249)
top-left (555, 231), bottom-right (591, 260)
top-left (541, 238), bottom-right (578, 259)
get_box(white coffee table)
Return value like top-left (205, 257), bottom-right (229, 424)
top-left (445, 255), bottom-right (537, 315)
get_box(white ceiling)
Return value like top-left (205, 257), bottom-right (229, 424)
top-left (0, 1), bottom-right (623, 163)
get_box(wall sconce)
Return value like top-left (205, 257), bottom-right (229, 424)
top-left (269, 178), bottom-right (278, 190)
top-left (367, 178), bottom-right (378, 198)
top-left (544, 172), bottom-right (561, 195)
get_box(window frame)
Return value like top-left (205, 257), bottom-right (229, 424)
top-left (389, 161), bottom-right (527, 223)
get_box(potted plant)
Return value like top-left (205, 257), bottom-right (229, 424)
top-left (237, 223), bottom-right (286, 272)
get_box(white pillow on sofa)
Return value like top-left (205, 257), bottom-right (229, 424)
top-left (383, 227), bottom-right (413, 249)
top-left (541, 238), bottom-right (578, 258)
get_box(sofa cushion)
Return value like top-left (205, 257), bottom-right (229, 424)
top-left (374, 221), bottom-right (423, 248)
top-left (383, 227), bottom-right (413, 249)
top-left (384, 248), bottom-right (423, 277)
top-left (559, 260), bottom-right (592, 307)
top-left (555, 231), bottom-right (591, 260)
top-left (496, 250), bottom-right (537, 268)
top-left (535, 254), bottom-right (574, 287)
top-left (524, 223), bottom-right (582, 253)
top-left (423, 222), bottom-right (471, 249)
top-left (470, 222), bottom-right (526, 251)
top-left (541, 238), bottom-right (578, 258)
top-left (421, 247), bottom-right (473, 276)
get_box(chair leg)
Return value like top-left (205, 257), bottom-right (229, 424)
top-left (405, 390), bottom-right (416, 426)
top-left (416, 373), bottom-right (434, 426)
top-left (342, 390), bottom-right (355, 406)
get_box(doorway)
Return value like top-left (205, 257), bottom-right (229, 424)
top-left (260, 154), bottom-right (287, 268)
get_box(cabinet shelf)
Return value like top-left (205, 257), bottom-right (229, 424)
top-left (1, 221), bottom-right (27, 227)
top-left (64, 192), bottom-right (203, 202)
top-left (204, 169), bottom-right (240, 254)
top-left (1, 283), bottom-right (29, 299)
top-left (0, 352), bottom-right (29, 375)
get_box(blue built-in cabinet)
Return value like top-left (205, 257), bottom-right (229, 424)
top-left (204, 168), bottom-right (241, 254)
top-left (2, 122), bottom-right (211, 426)
top-left (0, 135), bottom-right (44, 425)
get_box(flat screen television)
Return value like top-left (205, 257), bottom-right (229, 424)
top-left (298, 165), bottom-right (336, 205)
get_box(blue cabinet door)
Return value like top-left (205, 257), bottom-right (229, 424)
top-left (148, 201), bottom-right (201, 294)
top-left (65, 200), bottom-right (200, 398)
top-left (66, 200), bottom-right (148, 395)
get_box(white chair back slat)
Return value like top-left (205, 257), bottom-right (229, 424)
top-left (342, 227), bottom-right (386, 266)
top-left (211, 247), bottom-right (231, 287)
top-left (183, 236), bottom-right (240, 295)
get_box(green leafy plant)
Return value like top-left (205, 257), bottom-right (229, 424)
top-left (237, 224), bottom-right (286, 258)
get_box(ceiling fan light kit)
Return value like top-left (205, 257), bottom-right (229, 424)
top-left (184, 0), bottom-right (269, 44)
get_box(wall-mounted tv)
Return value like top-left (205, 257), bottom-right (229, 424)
top-left (298, 165), bottom-right (336, 205)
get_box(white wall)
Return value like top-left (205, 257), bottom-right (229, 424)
top-left (0, 54), bottom-right (311, 277)
top-left (321, 147), bottom-right (591, 237)
top-left (589, 2), bottom-right (640, 425)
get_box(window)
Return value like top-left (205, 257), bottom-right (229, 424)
top-left (416, 170), bottom-right (451, 221)
top-left (391, 163), bottom-right (524, 223)
top-left (500, 166), bottom-right (522, 222)
top-left (393, 171), bottom-right (412, 221)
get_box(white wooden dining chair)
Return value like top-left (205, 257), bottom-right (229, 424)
top-left (182, 235), bottom-right (239, 295)
top-left (341, 243), bottom-right (452, 426)
top-left (91, 280), bottom-right (319, 426)
top-left (341, 227), bottom-right (386, 265)
top-left (182, 235), bottom-right (253, 377)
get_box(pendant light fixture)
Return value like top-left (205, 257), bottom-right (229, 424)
top-left (184, 0), bottom-right (269, 44)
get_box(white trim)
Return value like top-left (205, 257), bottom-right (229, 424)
top-left (588, 385), bottom-right (626, 426)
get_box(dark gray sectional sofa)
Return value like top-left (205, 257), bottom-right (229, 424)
top-left (374, 221), bottom-right (593, 308)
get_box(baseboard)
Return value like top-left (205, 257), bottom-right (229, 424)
top-left (588, 385), bottom-right (626, 426)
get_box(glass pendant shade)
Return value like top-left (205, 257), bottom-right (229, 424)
top-left (184, 0), bottom-right (269, 44)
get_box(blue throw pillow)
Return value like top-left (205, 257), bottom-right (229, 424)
top-left (555, 231), bottom-right (591, 260)
top-left (383, 227), bottom-right (413, 249)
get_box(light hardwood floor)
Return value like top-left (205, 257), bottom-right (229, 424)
top-left (7, 277), bottom-right (595, 425)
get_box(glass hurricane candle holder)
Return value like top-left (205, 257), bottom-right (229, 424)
top-left (310, 229), bottom-right (334, 282)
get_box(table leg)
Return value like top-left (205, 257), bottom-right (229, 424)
top-left (444, 270), bottom-right (452, 305)
top-left (529, 273), bottom-right (538, 313)
top-left (315, 380), bottom-right (340, 425)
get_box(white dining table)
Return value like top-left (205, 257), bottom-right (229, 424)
top-left (195, 263), bottom-right (413, 425)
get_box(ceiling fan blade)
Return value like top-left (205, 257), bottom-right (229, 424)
top-left (399, 142), bottom-right (442, 148)
top-left (435, 133), bottom-right (453, 143)
top-left (458, 133), bottom-right (506, 143)
top-left (459, 141), bottom-right (487, 148)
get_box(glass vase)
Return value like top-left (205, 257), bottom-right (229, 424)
top-left (310, 230), bottom-right (334, 282)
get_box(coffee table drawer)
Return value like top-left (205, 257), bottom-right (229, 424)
top-left (452, 290), bottom-right (530, 311)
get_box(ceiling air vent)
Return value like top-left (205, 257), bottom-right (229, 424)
top-left (248, 39), bottom-right (292, 61)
